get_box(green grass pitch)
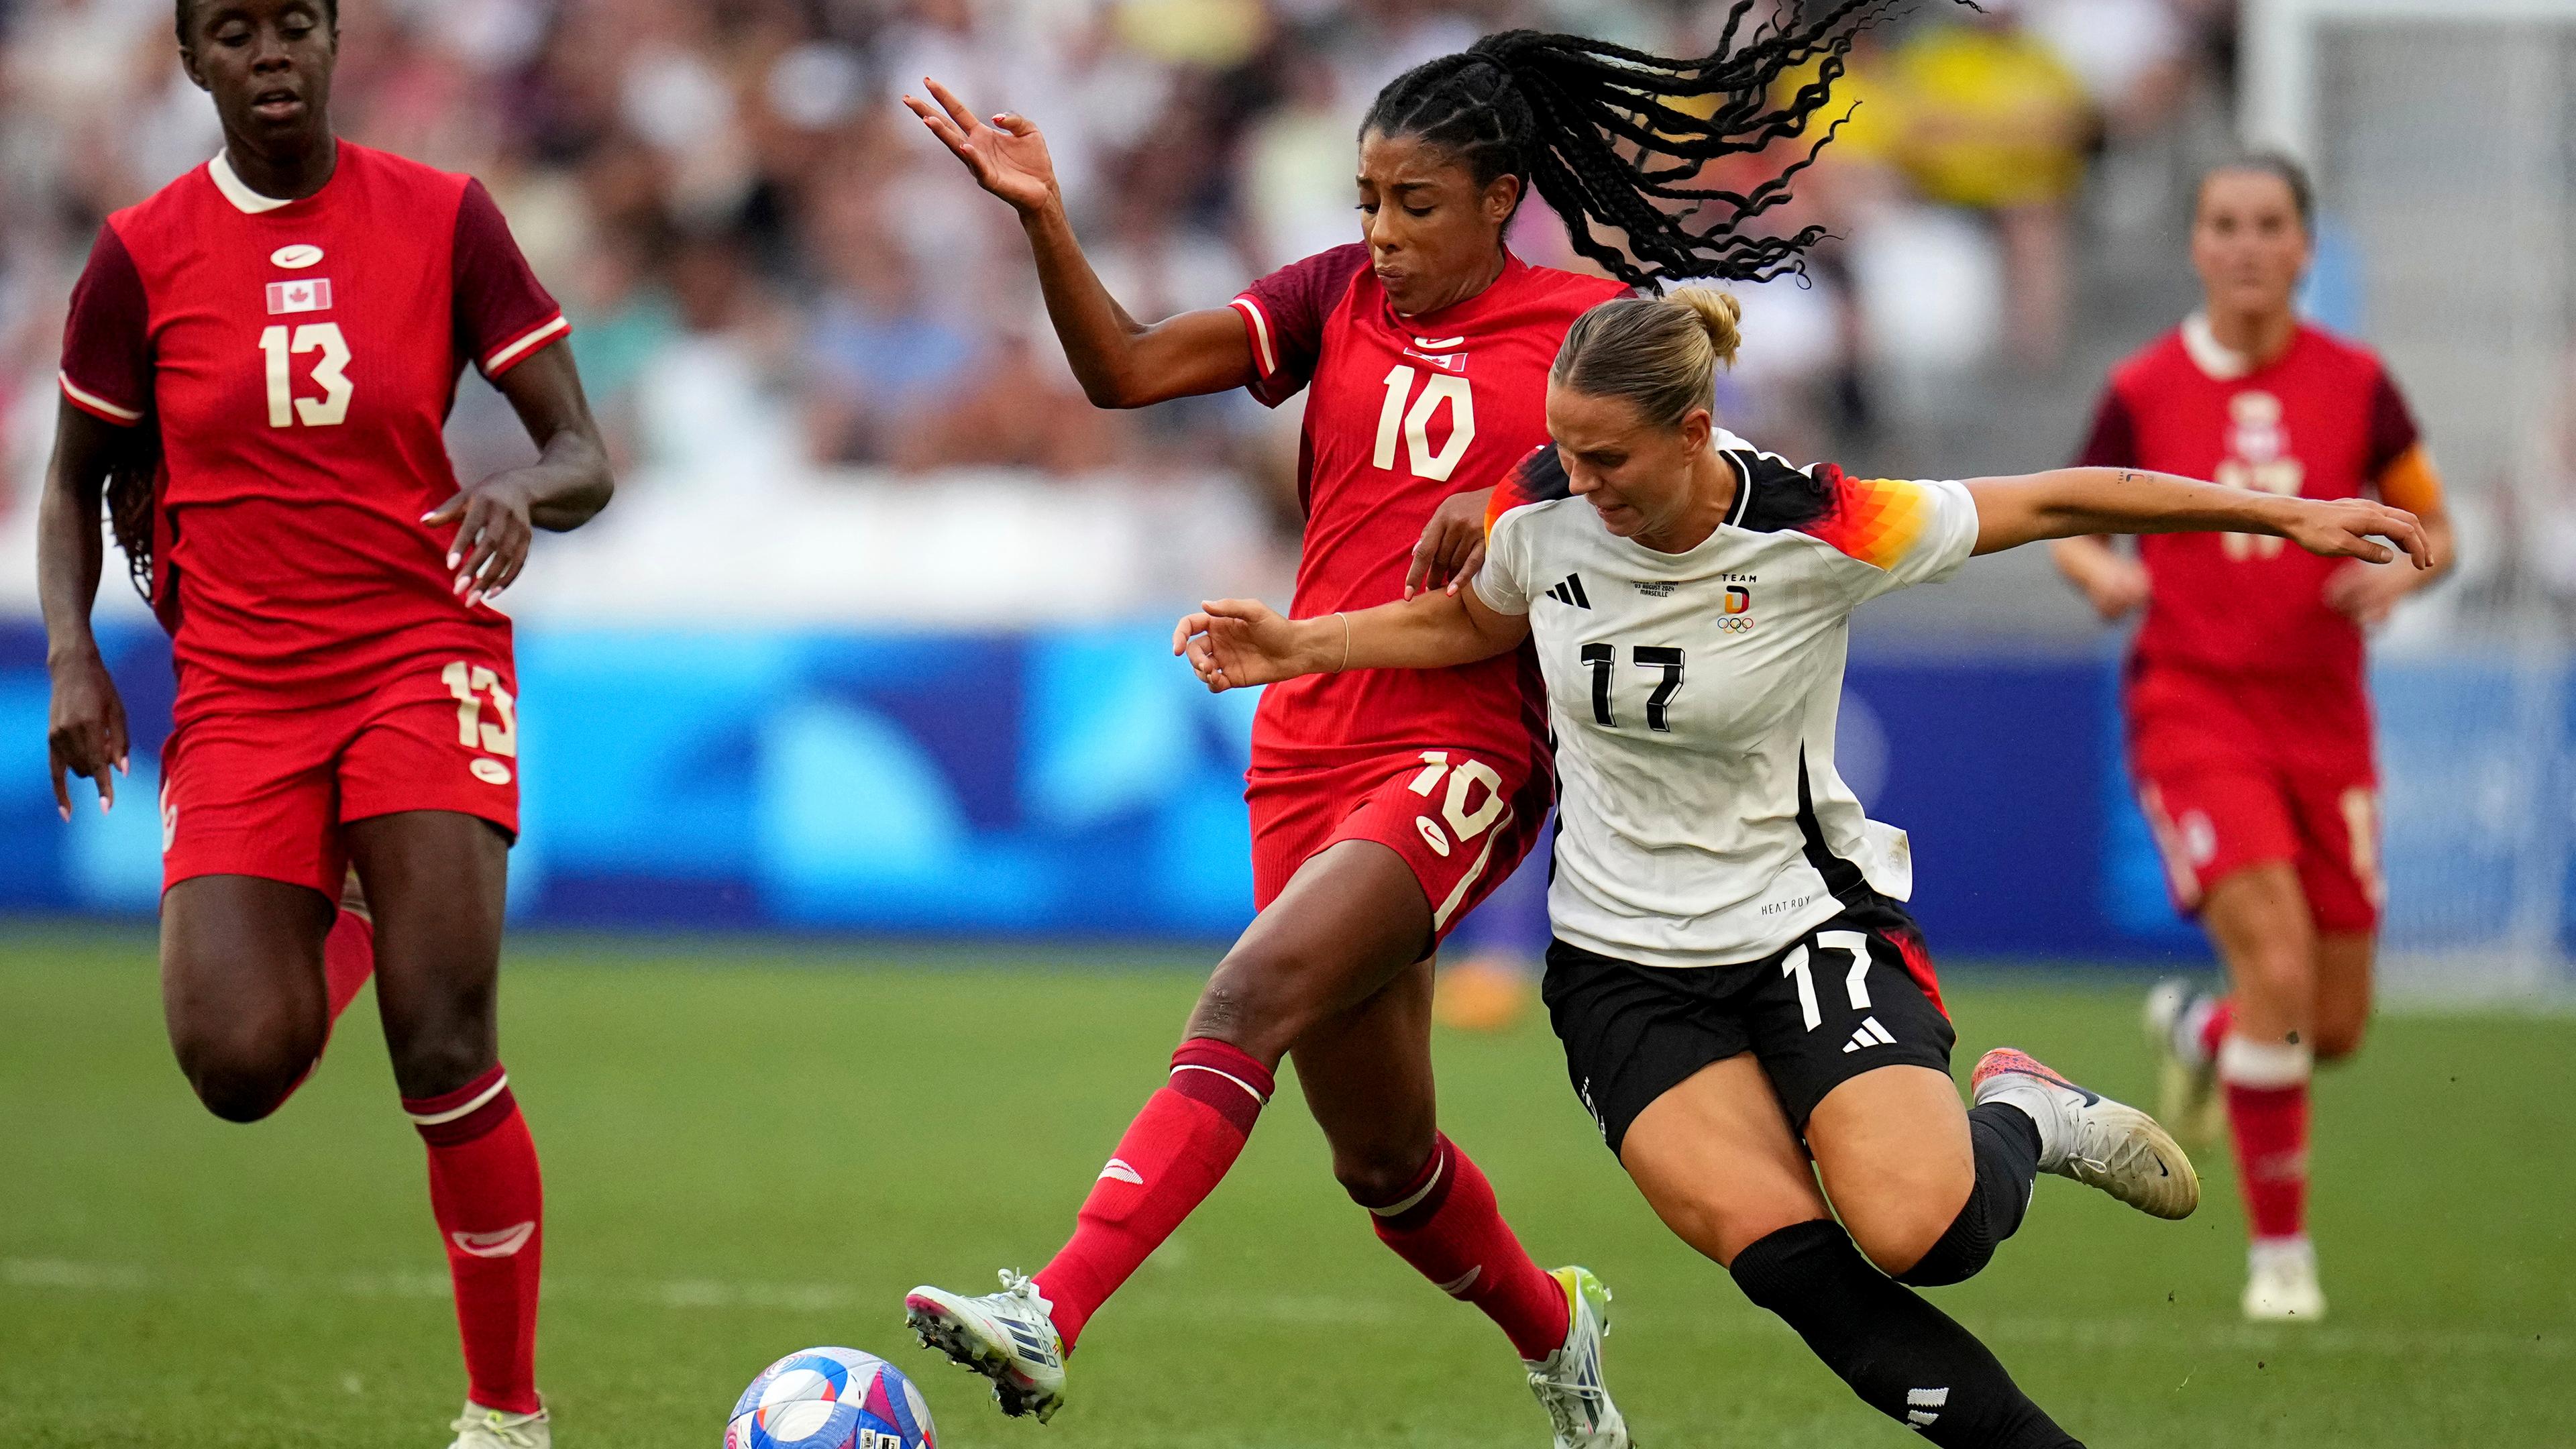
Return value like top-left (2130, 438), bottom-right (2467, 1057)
top-left (3, 928), bottom-right (2567, 1447)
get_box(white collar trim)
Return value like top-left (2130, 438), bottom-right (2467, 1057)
top-left (207, 151), bottom-right (293, 215)
top-left (2180, 312), bottom-right (2253, 381)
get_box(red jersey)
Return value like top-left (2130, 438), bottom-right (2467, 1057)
top-left (2076, 316), bottom-right (2443, 692)
top-left (1231, 246), bottom-right (1627, 771)
top-left (59, 143), bottom-right (569, 707)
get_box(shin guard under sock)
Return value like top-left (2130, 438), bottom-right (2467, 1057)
top-left (406, 1065), bottom-right (543, 1415)
top-left (1034, 1038), bottom-right (1273, 1348)
top-left (1361, 1134), bottom-right (1570, 1360)
top-left (1732, 1220), bottom-right (2082, 1448)
top-left (1900, 1101), bottom-right (2044, 1287)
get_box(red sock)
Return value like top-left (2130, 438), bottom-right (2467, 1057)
top-left (277, 910), bottom-right (380, 1107)
top-left (407, 1065), bottom-right (544, 1415)
top-left (1364, 1134), bottom-right (1570, 1361)
top-left (2217, 1034), bottom-right (2310, 1243)
top-left (323, 908), bottom-right (376, 1028)
top-left (2194, 996), bottom-right (2235, 1063)
top-left (1034, 1038), bottom-right (1273, 1348)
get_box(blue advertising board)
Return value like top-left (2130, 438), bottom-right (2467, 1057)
top-left (2, 621), bottom-right (2561, 964)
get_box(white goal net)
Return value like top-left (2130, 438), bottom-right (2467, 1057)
top-left (2245, 0), bottom-right (2576, 999)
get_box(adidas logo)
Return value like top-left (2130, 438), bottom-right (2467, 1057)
top-left (1841, 1016), bottom-right (1897, 1055)
top-left (1546, 574), bottom-right (1592, 608)
top-left (1906, 1385), bottom-right (1948, 1430)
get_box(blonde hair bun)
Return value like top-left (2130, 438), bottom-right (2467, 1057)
top-left (1668, 286), bottom-right (1742, 369)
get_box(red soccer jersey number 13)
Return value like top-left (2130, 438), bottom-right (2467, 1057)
top-left (60, 142), bottom-right (569, 692)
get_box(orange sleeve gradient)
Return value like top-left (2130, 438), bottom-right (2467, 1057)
top-left (1803, 473), bottom-right (1937, 571)
top-left (2377, 443), bottom-right (2447, 517)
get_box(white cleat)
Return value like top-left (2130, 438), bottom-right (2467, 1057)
top-left (2142, 979), bottom-right (2226, 1148)
top-left (904, 1271), bottom-right (1069, 1423)
top-left (2244, 1238), bottom-right (2327, 1323)
top-left (1972, 1047), bottom-right (2200, 1221)
top-left (1525, 1267), bottom-right (1629, 1448)
top-left (447, 1401), bottom-right (548, 1449)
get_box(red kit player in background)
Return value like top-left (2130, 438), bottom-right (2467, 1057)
top-left (2051, 155), bottom-right (2454, 1324)
top-left (37, 1), bottom-right (612, 1444)
top-left (894, 16), bottom-right (1902, 1440)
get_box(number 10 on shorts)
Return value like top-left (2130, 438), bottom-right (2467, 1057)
top-left (442, 661), bottom-right (519, 785)
top-left (1407, 750), bottom-right (1506, 858)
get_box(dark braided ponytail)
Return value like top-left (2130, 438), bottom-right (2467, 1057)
top-left (104, 444), bottom-right (160, 606)
top-left (1360, 1), bottom-right (1937, 286)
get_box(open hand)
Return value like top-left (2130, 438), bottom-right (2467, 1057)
top-left (1173, 599), bottom-right (1324, 692)
top-left (2276, 496), bottom-right (2430, 570)
top-left (900, 77), bottom-right (1059, 216)
top-left (1405, 487), bottom-right (1493, 599)
top-left (423, 472), bottom-right (537, 608)
top-left (48, 649), bottom-right (129, 820)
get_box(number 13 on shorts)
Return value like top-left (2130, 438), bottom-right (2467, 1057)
top-left (442, 661), bottom-right (519, 785)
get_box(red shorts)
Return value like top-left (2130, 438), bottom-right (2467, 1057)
top-left (160, 647), bottom-right (523, 898)
top-left (2126, 664), bottom-right (2380, 933)
top-left (1246, 747), bottom-right (1552, 948)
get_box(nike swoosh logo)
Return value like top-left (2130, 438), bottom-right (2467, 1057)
top-left (1436, 1267), bottom-right (1482, 1296)
top-left (449, 1222), bottom-right (535, 1258)
top-left (1097, 1158), bottom-right (1144, 1185)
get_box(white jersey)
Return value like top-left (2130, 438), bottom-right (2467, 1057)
top-left (1475, 431), bottom-right (1981, 968)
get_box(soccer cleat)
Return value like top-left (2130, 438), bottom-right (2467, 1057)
top-left (2142, 979), bottom-right (2225, 1148)
top-left (1972, 1048), bottom-right (2200, 1221)
top-left (905, 1270), bottom-right (1069, 1423)
top-left (447, 1401), bottom-right (548, 1449)
top-left (1523, 1267), bottom-right (1629, 1448)
top-left (2243, 1238), bottom-right (2327, 1322)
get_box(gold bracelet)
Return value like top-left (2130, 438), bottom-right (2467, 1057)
top-left (1337, 611), bottom-right (1352, 673)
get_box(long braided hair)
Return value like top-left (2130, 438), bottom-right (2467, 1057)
top-left (1360, 3), bottom-right (1929, 287)
top-left (103, 441), bottom-right (160, 606)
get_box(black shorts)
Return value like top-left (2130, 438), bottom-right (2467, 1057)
top-left (1542, 896), bottom-right (1956, 1157)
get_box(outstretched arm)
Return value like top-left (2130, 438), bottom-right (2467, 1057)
top-left (1175, 588), bottom-right (1531, 693)
top-left (902, 78), bottom-right (1252, 408)
top-left (38, 399), bottom-right (135, 818)
top-left (1969, 467), bottom-right (2431, 569)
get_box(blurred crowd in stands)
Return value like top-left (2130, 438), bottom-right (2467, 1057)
top-left (2, 0), bottom-right (2245, 565)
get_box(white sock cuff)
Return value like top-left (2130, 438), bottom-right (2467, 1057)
top-left (2217, 1034), bottom-right (2312, 1087)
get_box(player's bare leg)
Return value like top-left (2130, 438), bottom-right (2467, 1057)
top-left (160, 875), bottom-right (336, 1122)
top-left (910, 840), bottom-right (1609, 1437)
top-left (2196, 861), bottom-right (2327, 1320)
top-left (1283, 950), bottom-right (1616, 1442)
top-left (348, 810), bottom-right (549, 1447)
top-left (1621, 1059), bottom-right (2080, 1446)
top-left (2312, 932), bottom-right (2375, 1063)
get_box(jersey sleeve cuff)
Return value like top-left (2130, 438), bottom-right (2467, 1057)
top-left (1471, 569), bottom-right (1528, 616)
top-left (480, 313), bottom-right (571, 378)
top-left (59, 372), bottom-right (144, 425)
top-left (1229, 297), bottom-right (1277, 379)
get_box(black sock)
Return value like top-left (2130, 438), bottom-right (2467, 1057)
top-left (1900, 1100), bottom-right (2043, 1287)
top-left (1731, 1219), bottom-right (2081, 1449)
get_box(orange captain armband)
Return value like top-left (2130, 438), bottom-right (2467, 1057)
top-left (2377, 443), bottom-right (2447, 516)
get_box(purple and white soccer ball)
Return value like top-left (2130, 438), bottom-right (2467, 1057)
top-left (724, 1346), bottom-right (936, 1449)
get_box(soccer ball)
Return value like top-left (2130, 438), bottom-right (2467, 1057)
top-left (724, 1346), bottom-right (936, 1449)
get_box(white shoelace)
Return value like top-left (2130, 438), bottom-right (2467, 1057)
top-left (1529, 1363), bottom-right (1609, 1439)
